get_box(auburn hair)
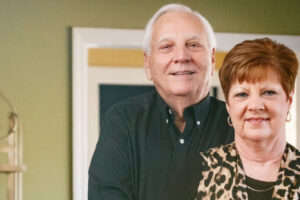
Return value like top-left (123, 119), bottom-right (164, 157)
top-left (219, 38), bottom-right (298, 101)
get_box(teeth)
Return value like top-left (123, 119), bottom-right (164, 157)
top-left (173, 71), bottom-right (194, 75)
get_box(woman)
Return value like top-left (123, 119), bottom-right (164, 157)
top-left (195, 38), bottom-right (299, 199)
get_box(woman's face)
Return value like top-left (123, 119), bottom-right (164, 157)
top-left (226, 69), bottom-right (293, 142)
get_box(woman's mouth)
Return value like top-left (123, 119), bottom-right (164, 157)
top-left (245, 117), bottom-right (269, 125)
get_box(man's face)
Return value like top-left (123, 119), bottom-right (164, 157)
top-left (144, 11), bottom-right (215, 102)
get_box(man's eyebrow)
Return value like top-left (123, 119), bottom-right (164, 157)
top-left (158, 37), bottom-right (171, 44)
top-left (187, 35), bottom-right (208, 47)
top-left (156, 35), bottom-right (205, 45)
top-left (187, 35), bottom-right (203, 41)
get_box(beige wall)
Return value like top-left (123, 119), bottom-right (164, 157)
top-left (0, 0), bottom-right (299, 199)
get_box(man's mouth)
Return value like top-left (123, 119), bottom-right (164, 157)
top-left (170, 71), bottom-right (195, 75)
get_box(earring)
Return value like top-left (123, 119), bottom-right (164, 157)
top-left (286, 110), bottom-right (291, 122)
top-left (227, 116), bottom-right (233, 126)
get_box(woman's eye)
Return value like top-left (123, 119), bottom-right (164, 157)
top-left (235, 92), bottom-right (248, 98)
top-left (263, 90), bottom-right (276, 96)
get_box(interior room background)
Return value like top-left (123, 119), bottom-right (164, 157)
top-left (0, 1), bottom-right (300, 200)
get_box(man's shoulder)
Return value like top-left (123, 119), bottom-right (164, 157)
top-left (209, 96), bottom-right (227, 111)
top-left (206, 96), bottom-right (230, 123)
top-left (104, 90), bottom-right (158, 117)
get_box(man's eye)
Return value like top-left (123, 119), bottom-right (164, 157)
top-left (160, 44), bottom-right (171, 49)
top-left (188, 43), bottom-right (201, 48)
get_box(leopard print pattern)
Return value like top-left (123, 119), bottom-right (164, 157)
top-left (195, 142), bottom-right (300, 200)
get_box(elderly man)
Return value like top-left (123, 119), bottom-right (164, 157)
top-left (88, 3), bottom-right (233, 200)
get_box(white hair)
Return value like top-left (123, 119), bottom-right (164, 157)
top-left (142, 3), bottom-right (216, 55)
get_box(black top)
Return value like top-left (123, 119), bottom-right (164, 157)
top-left (246, 175), bottom-right (275, 200)
top-left (88, 90), bottom-right (234, 200)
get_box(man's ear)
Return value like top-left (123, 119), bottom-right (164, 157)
top-left (144, 53), bottom-right (152, 81)
top-left (211, 48), bottom-right (216, 76)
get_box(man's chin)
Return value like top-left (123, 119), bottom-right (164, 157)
top-left (155, 85), bottom-right (200, 99)
top-left (169, 89), bottom-right (194, 97)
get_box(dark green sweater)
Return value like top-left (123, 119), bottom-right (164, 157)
top-left (88, 90), bottom-right (234, 200)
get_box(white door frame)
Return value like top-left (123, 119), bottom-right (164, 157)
top-left (72, 27), bottom-right (300, 200)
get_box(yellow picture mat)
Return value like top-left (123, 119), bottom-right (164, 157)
top-left (88, 48), bottom-right (227, 70)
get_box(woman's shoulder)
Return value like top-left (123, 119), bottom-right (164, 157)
top-left (284, 143), bottom-right (300, 173)
top-left (196, 142), bottom-right (241, 199)
top-left (200, 142), bottom-right (237, 166)
top-left (286, 142), bottom-right (300, 155)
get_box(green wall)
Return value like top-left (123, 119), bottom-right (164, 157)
top-left (0, 0), bottom-right (299, 199)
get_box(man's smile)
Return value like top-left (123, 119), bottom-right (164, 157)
top-left (170, 70), bottom-right (196, 76)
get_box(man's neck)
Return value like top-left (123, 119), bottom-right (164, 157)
top-left (160, 92), bottom-right (207, 133)
top-left (165, 95), bottom-right (204, 118)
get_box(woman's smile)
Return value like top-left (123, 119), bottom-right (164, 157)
top-left (245, 117), bottom-right (270, 126)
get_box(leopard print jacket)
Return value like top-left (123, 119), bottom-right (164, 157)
top-left (195, 142), bottom-right (300, 200)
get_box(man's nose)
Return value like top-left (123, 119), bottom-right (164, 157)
top-left (173, 46), bottom-right (191, 63)
top-left (248, 94), bottom-right (265, 111)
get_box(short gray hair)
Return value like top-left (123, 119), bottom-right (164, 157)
top-left (142, 4), bottom-right (216, 55)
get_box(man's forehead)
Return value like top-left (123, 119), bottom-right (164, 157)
top-left (153, 11), bottom-right (203, 28)
top-left (156, 10), bottom-right (198, 22)
top-left (157, 35), bottom-right (204, 44)
top-left (152, 12), bottom-right (205, 36)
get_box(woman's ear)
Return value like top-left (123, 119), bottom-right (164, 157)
top-left (287, 89), bottom-right (295, 110)
top-left (226, 102), bottom-right (230, 115)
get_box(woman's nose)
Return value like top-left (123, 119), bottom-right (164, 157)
top-left (248, 95), bottom-right (265, 111)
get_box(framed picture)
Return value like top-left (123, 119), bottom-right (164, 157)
top-left (72, 27), bottom-right (300, 200)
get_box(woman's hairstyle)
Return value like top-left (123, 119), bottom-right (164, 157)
top-left (142, 3), bottom-right (216, 55)
top-left (219, 38), bottom-right (298, 100)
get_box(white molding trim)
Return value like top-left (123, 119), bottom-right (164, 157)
top-left (72, 27), bottom-right (300, 200)
top-left (72, 28), bottom-right (89, 200)
top-left (72, 28), bottom-right (145, 200)
top-left (215, 32), bottom-right (300, 52)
